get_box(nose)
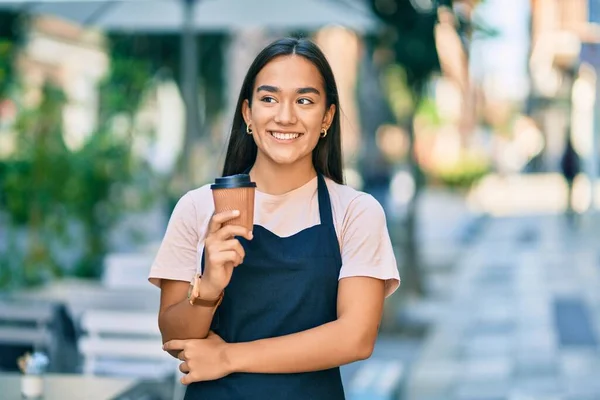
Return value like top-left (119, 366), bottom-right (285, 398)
top-left (274, 101), bottom-right (297, 125)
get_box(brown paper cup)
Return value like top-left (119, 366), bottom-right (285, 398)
top-left (212, 187), bottom-right (255, 231)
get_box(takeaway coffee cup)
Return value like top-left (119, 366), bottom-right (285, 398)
top-left (210, 174), bottom-right (256, 231)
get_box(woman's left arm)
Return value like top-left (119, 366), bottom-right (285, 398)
top-left (163, 194), bottom-right (399, 384)
top-left (164, 276), bottom-right (384, 383)
top-left (229, 275), bottom-right (385, 373)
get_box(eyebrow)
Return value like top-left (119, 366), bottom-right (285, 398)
top-left (256, 85), bottom-right (321, 96)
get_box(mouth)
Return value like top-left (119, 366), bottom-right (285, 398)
top-left (269, 131), bottom-right (304, 142)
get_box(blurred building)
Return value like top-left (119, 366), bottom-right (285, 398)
top-left (529, 0), bottom-right (600, 183)
top-left (17, 16), bottom-right (108, 151)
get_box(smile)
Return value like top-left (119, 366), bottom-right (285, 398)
top-left (269, 131), bottom-right (303, 141)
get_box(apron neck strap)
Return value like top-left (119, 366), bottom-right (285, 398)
top-left (316, 173), bottom-right (334, 228)
top-left (239, 166), bottom-right (334, 228)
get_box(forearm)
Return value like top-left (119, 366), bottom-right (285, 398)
top-left (227, 319), bottom-right (373, 374)
top-left (159, 299), bottom-right (215, 344)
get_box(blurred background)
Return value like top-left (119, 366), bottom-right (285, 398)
top-left (0, 0), bottom-right (599, 399)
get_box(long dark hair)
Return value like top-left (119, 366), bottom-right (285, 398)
top-left (222, 37), bottom-right (344, 184)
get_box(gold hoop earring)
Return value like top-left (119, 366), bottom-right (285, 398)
top-left (320, 128), bottom-right (328, 138)
top-left (246, 124), bottom-right (253, 135)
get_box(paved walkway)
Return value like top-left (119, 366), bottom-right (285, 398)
top-left (407, 214), bottom-right (600, 400)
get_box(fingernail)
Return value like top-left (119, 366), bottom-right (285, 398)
top-left (249, 231), bottom-right (253, 239)
top-left (233, 210), bottom-right (240, 216)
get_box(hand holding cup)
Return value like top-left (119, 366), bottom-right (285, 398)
top-left (201, 174), bottom-right (256, 296)
top-left (202, 210), bottom-right (253, 296)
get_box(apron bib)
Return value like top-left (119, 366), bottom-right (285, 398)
top-left (185, 173), bottom-right (345, 399)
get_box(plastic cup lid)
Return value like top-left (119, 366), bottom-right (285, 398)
top-left (210, 174), bottom-right (257, 189)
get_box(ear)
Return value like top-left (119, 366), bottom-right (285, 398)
top-left (242, 99), bottom-right (252, 127)
top-left (322, 104), bottom-right (336, 131)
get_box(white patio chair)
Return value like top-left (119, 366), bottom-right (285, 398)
top-left (78, 309), bottom-right (177, 380)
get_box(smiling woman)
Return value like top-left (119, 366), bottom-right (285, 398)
top-left (149, 37), bottom-right (400, 400)
top-left (222, 38), bottom-right (344, 188)
top-left (252, 82), bottom-right (322, 142)
top-left (240, 54), bottom-right (336, 181)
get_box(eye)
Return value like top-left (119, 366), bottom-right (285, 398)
top-left (260, 96), bottom-right (277, 103)
top-left (297, 98), bottom-right (314, 105)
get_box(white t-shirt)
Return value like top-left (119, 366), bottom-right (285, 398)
top-left (149, 176), bottom-right (400, 297)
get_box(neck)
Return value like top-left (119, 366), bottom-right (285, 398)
top-left (250, 155), bottom-right (317, 195)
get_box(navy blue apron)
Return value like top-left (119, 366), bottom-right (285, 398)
top-left (185, 173), bottom-right (345, 400)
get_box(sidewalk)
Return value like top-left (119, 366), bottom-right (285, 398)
top-left (406, 213), bottom-right (600, 400)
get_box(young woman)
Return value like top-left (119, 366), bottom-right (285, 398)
top-left (149, 37), bottom-right (400, 399)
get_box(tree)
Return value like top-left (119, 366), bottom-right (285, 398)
top-left (366, 0), bottom-right (445, 297)
top-left (0, 18), bottom-right (163, 287)
top-left (0, 12), bottom-right (22, 100)
top-left (367, 1), bottom-right (491, 298)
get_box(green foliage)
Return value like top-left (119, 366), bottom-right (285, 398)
top-left (415, 96), bottom-right (443, 127)
top-left (0, 38), bottom-right (165, 289)
top-left (381, 64), bottom-right (415, 123)
top-left (428, 154), bottom-right (490, 189)
top-left (0, 12), bottom-right (22, 99)
top-left (1, 85), bottom-right (75, 286)
top-left (0, 39), bottom-right (13, 99)
top-left (3, 86), bottom-right (68, 224)
top-left (368, 1), bottom-right (440, 94)
top-left (99, 56), bottom-right (154, 119)
top-left (0, 82), bottom-right (160, 287)
top-left (0, 23), bottom-right (228, 289)
top-left (105, 33), bottom-right (226, 123)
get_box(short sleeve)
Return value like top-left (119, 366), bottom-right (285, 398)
top-left (338, 194), bottom-right (400, 297)
top-left (149, 191), bottom-right (204, 287)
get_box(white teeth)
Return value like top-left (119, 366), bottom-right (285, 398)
top-left (271, 132), bottom-right (301, 140)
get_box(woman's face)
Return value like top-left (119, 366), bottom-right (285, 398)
top-left (242, 55), bottom-right (335, 168)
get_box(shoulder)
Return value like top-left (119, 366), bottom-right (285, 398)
top-left (329, 179), bottom-right (400, 297)
top-left (149, 184), bottom-right (213, 287)
top-left (170, 183), bottom-right (214, 232)
top-left (324, 178), bottom-right (385, 223)
top-left (185, 183), bottom-right (214, 212)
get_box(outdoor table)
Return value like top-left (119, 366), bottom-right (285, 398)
top-left (0, 372), bottom-right (137, 400)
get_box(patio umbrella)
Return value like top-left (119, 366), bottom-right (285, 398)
top-left (0, 0), bottom-right (379, 161)
top-left (7, 0), bottom-right (378, 33)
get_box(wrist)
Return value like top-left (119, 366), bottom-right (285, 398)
top-left (224, 342), bottom-right (248, 374)
top-left (200, 276), bottom-right (224, 299)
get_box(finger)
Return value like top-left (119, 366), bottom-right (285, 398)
top-left (208, 210), bottom-right (240, 234)
top-left (181, 373), bottom-right (197, 385)
top-left (222, 261), bottom-right (235, 273)
top-left (163, 340), bottom-right (186, 352)
top-left (179, 362), bottom-right (190, 374)
top-left (207, 331), bottom-right (224, 342)
top-left (215, 225), bottom-right (253, 241)
top-left (177, 351), bottom-right (186, 361)
top-left (210, 250), bottom-right (243, 268)
top-left (207, 330), bottom-right (223, 340)
top-left (218, 239), bottom-right (245, 262)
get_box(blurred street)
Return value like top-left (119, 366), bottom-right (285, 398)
top-left (340, 174), bottom-right (600, 399)
top-left (405, 213), bottom-right (600, 400)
